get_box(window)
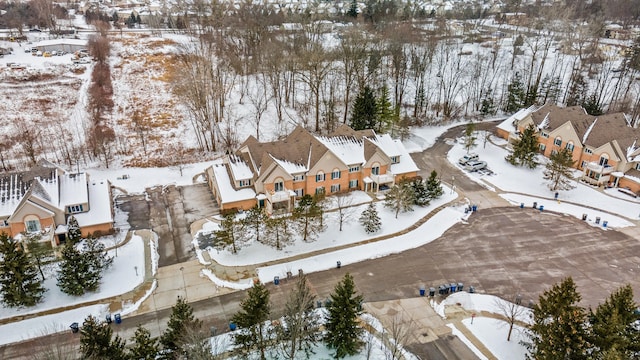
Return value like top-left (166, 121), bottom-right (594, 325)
top-left (371, 166), bottom-right (380, 175)
top-left (584, 148), bottom-right (593, 154)
top-left (391, 156), bottom-right (399, 164)
top-left (540, 131), bottom-right (549, 138)
top-left (274, 181), bottom-right (284, 192)
top-left (349, 165), bottom-right (360, 173)
top-left (0, 219), bottom-right (8, 227)
top-left (293, 174), bottom-right (304, 182)
top-left (565, 142), bottom-right (574, 151)
top-left (539, 144), bottom-right (546, 151)
top-left (316, 172), bottom-right (325, 182)
top-left (331, 184), bottom-right (341, 193)
top-left (331, 170), bottom-right (341, 179)
top-left (294, 188), bottom-right (304, 197)
top-left (554, 137), bottom-right (562, 146)
top-left (636, 163), bottom-right (640, 171)
top-left (25, 219), bottom-right (40, 233)
top-left (239, 179), bottom-right (251, 187)
top-left (67, 204), bottom-right (84, 213)
top-left (599, 156), bottom-right (608, 166)
top-left (315, 187), bottom-right (325, 195)
top-left (582, 161), bottom-right (588, 168)
top-left (349, 180), bottom-right (358, 188)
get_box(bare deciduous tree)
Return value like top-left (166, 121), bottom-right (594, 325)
top-left (494, 294), bottom-right (528, 341)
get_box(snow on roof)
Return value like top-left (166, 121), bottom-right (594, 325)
top-left (0, 174), bottom-right (27, 217)
top-left (582, 118), bottom-right (597, 144)
top-left (59, 172), bottom-right (89, 207)
top-left (211, 161), bottom-right (256, 204)
top-left (496, 105), bottom-right (538, 133)
top-left (72, 179), bottom-right (113, 227)
top-left (315, 135), bottom-right (365, 166)
top-left (272, 156), bottom-right (308, 174)
top-left (34, 175), bottom-right (59, 208)
top-left (228, 155), bottom-right (253, 180)
top-left (389, 138), bottom-right (420, 175)
top-left (371, 134), bottom-right (402, 157)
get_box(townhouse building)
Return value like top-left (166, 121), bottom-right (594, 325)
top-left (206, 125), bottom-right (420, 214)
top-left (497, 104), bottom-right (640, 193)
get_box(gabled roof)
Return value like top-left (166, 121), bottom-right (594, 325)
top-left (315, 135), bottom-right (365, 167)
top-left (228, 155), bottom-right (253, 181)
top-left (210, 160), bottom-right (256, 204)
top-left (330, 124), bottom-right (375, 139)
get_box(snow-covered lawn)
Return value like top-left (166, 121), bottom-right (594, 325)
top-left (447, 135), bottom-right (640, 222)
top-left (462, 317), bottom-right (529, 360)
top-left (0, 234), bottom-right (146, 321)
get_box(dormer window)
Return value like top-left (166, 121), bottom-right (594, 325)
top-left (349, 165), bottom-right (360, 173)
top-left (239, 179), bottom-right (251, 187)
top-left (293, 174), bottom-right (304, 182)
top-left (391, 156), bottom-right (400, 164)
top-left (67, 204), bottom-right (84, 213)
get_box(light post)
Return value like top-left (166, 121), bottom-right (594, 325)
top-left (451, 175), bottom-right (455, 194)
top-left (179, 266), bottom-right (188, 302)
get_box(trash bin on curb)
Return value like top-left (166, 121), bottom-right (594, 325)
top-left (450, 283), bottom-right (457, 293)
top-left (539, 205), bottom-right (544, 211)
top-left (596, 217), bottom-right (601, 224)
top-left (429, 287), bottom-right (436, 297)
top-left (105, 314), bottom-right (112, 324)
top-left (533, 201), bottom-right (537, 209)
top-left (317, 300), bottom-right (323, 308)
top-left (419, 286), bottom-right (426, 297)
top-left (457, 283), bottom-right (464, 291)
top-left (555, 192), bottom-right (559, 199)
top-left (603, 221), bottom-right (608, 228)
top-left (274, 276), bottom-right (280, 285)
top-left (520, 203), bottom-right (524, 208)
top-left (582, 213), bottom-right (587, 221)
top-left (114, 314), bottom-right (121, 324)
top-left (469, 286), bottom-right (475, 293)
top-left (472, 205), bottom-right (477, 212)
top-left (229, 322), bottom-right (237, 331)
top-left (70, 322), bottom-right (79, 334)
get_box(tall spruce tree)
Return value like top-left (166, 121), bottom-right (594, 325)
top-left (376, 85), bottom-right (394, 133)
top-left (25, 234), bottom-right (51, 281)
top-left (506, 124), bottom-right (539, 168)
top-left (359, 202), bottom-right (381, 234)
top-left (504, 72), bottom-right (526, 113)
top-left (128, 325), bottom-right (160, 360)
top-left (324, 273), bottom-right (364, 359)
top-left (350, 86), bottom-right (378, 131)
top-left (80, 315), bottom-right (126, 360)
top-left (160, 296), bottom-right (201, 357)
top-left (384, 183), bottom-right (415, 219)
top-left (347, 0), bottom-right (358, 17)
top-left (57, 238), bottom-right (112, 296)
top-left (67, 215), bottom-right (82, 243)
top-left (0, 233), bottom-right (46, 307)
top-left (462, 123), bottom-right (477, 154)
top-left (410, 178), bottom-right (430, 206)
top-left (589, 284), bottom-right (640, 358)
top-left (231, 281), bottom-right (271, 360)
top-left (543, 148), bottom-right (576, 191)
top-left (525, 277), bottom-right (589, 360)
top-left (213, 211), bottom-right (247, 254)
top-left (426, 170), bottom-right (444, 201)
top-left (276, 275), bottom-right (321, 359)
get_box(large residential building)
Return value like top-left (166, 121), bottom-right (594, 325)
top-left (206, 125), bottom-right (420, 214)
top-left (0, 160), bottom-right (114, 246)
top-left (497, 104), bottom-right (640, 193)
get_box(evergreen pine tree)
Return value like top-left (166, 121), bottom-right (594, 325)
top-left (566, 73), bottom-right (587, 107)
top-left (543, 148), bottom-right (576, 191)
top-left (57, 238), bottom-right (112, 296)
top-left (425, 170), bottom-right (444, 201)
top-left (506, 124), bottom-right (539, 168)
top-left (504, 73), bottom-right (526, 113)
top-left (67, 216), bottom-right (82, 243)
top-left (350, 86), bottom-right (378, 130)
top-left (347, 0), bottom-right (358, 17)
top-left (231, 281), bottom-right (271, 360)
top-left (324, 273), bottom-right (364, 359)
top-left (243, 206), bottom-right (266, 243)
top-left (263, 215), bottom-right (294, 250)
top-left (293, 194), bottom-right (325, 242)
top-left (409, 178), bottom-right (430, 206)
top-left (276, 275), bottom-right (321, 359)
top-left (213, 211), bottom-right (247, 254)
top-left (582, 93), bottom-right (603, 116)
top-left (525, 277), bottom-right (589, 360)
top-left (359, 202), bottom-right (381, 234)
top-left (462, 123), bottom-right (477, 154)
top-left (80, 315), bottom-right (126, 360)
top-left (128, 325), bottom-right (160, 360)
top-left (0, 233), bottom-right (46, 307)
top-left (384, 183), bottom-right (415, 219)
top-left (480, 88), bottom-right (496, 116)
top-left (589, 284), bottom-right (640, 358)
top-left (376, 85), bottom-right (395, 133)
top-left (160, 296), bottom-right (201, 357)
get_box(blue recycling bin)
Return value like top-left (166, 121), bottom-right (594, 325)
top-left (603, 221), bottom-right (608, 228)
top-left (274, 276), bottom-right (280, 285)
top-left (555, 192), bottom-right (559, 199)
top-left (229, 322), bottom-right (237, 331)
top-left (472, 205), bottom-right (477, 212)
top-left (449, 283), bottom-right (457, 293)
top-left (539, 205), bottom-right (544, 211)
top-left (114, 313), bottom-right (121, 324)
top-left (520, 203), bottom-right (524, 208)
top-left (419, 287), bottom-right (426, 296)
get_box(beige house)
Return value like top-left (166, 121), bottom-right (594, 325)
top-left (0, 160), bottom-right (114, 246)
top-left (206, 125), bottom-right (420, 214)
top-left (497, 104), bottom-right (640, 193)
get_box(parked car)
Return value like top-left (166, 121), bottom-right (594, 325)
top-left (458, 153), bottom-right (479, 166)
top-left (465, 161), bottom-right (487, 172)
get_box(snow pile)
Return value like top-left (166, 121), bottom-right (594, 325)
top-left (200, 269), bottom-right (254, 290)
